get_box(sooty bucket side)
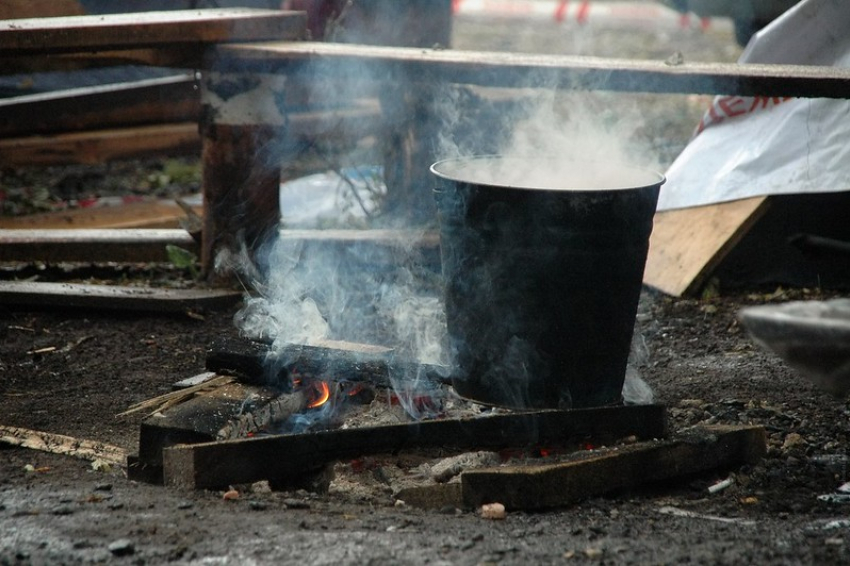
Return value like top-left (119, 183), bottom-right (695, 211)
top-left (431, 156), bottom-right (663, 409)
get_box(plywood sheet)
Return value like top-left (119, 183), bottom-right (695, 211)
top-left (644, 197), bottom-right (770, 297)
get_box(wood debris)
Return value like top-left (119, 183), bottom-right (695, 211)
top-left (0, 425), bottom-right (127, 466)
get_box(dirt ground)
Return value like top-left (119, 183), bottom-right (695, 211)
top-left (4, 2), bottom-right (850, 565)
top-left (3, 288), bottom-right (850, 565)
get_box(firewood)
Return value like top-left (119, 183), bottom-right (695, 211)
top-left (161, 405), bottom-right (667, 489)
top-left (117, 375), bottom-right (233, 418)
top-left (205, 335), bottom-right (451, 389)
top-left (461, 424), bottom-right (767, 510)
top-left (215, 391), bottom-right (308, 440)
top-left (0, 425), bottom-right (127, 466)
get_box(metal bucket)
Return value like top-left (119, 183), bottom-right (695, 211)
top-left (431, 155), bottom-right (664, 409)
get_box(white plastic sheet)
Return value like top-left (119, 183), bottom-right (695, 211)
top-left (658, 0), bottom-right (850, 211)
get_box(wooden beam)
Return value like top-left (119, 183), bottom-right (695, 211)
top-left (0, 200), bottom-right (203, 231)
top-left (0, 122), bottom-right (200, 166)
top-left (644, 197), bottom-right (771, 296)
top-left (0, 228), bottom-right (196, 263)
top-left (0, 425), bottom-right (127, 467)
top-left (200, 123), bottom-right (281, 273)
top-left (212, 41), bottom-right (850, 99)
top-left (0, 0), bottom-right (84, 20)
top-left (2, 47), bottom-right (208, 73)
top-left (162, 404), bottom-right (668, 489)
top-left (462, 425), bottom-right (767, 510)
top-left (0, 9), bottom-right (306, 56)
top-left (0, 281), bottom-right (241, 312)
top-left (0, 75), bottom-right (200, 137)
top-left (205, 335), bottom-right (449, 389)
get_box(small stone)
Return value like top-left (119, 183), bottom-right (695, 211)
top-left (249, 500), bottom-right (269, 511)
top-left (177, 501), bottom-right (194, 510)
top-left (283, 498), bottom-right (310, 509)
top-left (107, 502), bottom-right (124, 511)
top-left (782, 433), bottom-right (805, 451)
top-left (251, 480), bottom-right (272, 494)
top-left (108, 539), bottom-right (135, 557)
top-left (51, 506), bottom-right (75, 516)
top-left (94, 482), bottom-right (113, 492)
top-left (393, 499), bottom-right (407, 508)
top-left (480, 503), bottom-right (506, 520)
top-left (584, 547), bottom-right (604, 559)
top-left (222, 489), bottom-right (239, 501)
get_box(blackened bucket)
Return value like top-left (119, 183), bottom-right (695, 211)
top-left (431, 155), bottom-right (664, 409)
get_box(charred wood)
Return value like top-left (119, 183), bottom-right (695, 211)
top-left (205, 335), bottom-right (451, 389)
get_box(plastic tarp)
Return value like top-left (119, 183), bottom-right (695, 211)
top-left (658, 0), bottom-right (850, 211)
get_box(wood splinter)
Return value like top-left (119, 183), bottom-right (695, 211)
top-left (0, 425), bottom-right (127, 467)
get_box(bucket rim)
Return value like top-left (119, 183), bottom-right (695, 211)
top-left (430, 155), bottom-right (666, 193)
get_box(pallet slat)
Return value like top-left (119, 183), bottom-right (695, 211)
top-left (0, 281), bottom-right (241, 312)
top-left (0, 228), bottom-right (196, 263)
top-left (212, 41), bottom-right (850, 99)
top-left (0, 9), bottom-right (306, 55)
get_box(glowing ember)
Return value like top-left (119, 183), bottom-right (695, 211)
top-left (307, 381), bottom-right (331, 409)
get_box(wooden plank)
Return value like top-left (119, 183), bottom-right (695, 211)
top-left (0, 228), bottom-right (197, 263)
top-left (643, 197), bottom-right (771, 297)
top-left (0, 281), bottom-right (241, 312)
top-left (212, 41), bottom-right (850, 99)
top-left (0, 425), bottom-right (127, 467)
top-left (136, 381), bottom-right (286, 471)
top-left (0, 122), bottom-right (200, 166)
top-left (200, 123), bottom-right (280, 273)
top-left (0, 100), bottom-right (381, 165)
top-left (0, 75), bottom-right (200, 137)
top-left (462, 424), bottom-right (767, 510)
top-left (278, 229), bottom-right (439, 248)
top-left (0, 0), bottom-right (84, 20)
top-left (205, 335), bottom-right (449, 389)
top-left (0, 200), bottom-right (203, 231)
top-left (0, 9), bottom-right (306, 56)
top-left (119, 375), bottom-right (234, 419)
top-left (162, 404), bottom-right (668, 489)
top-left (2, 47), bottom-right (208, 74)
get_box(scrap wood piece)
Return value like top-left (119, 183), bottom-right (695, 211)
top-left (213, 41), bottom-right (850, 99)
top-left (0, 122), bottom-right (200, 167)
top-left (0, 281), bottom-right (241, 313)
top-left (461, 424), bottom-right (767, 511)
top-left (0, 425), bottom-right (127, 467)
top-left (215, 390), bottom-right (308, 440)
top-left (206, 335), bottom-right (449, 388)
top-left (118, 375), bottom-right (234, 419)
top-left (0, 200), bottom-right (204, 231)
top-left (161, 404), bottom-right (668, 489)
top-left (137, 381), bottom-right (283, 473)
top-left (0, 9), bottom-right (306, 56)
top-left (0, 228), bottom-right (197, 263)
top-left (0, 74), bottom-right (200, 138)
top-left (644, 197), bottom-right (770, 297)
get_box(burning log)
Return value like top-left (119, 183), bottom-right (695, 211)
top-left (215, 391), bottom-right (308, 440)
top-left (205, 335), bottom-right (451, 389)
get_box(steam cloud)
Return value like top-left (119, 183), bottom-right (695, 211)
top-left (225, 19), bottom-right (662, 416)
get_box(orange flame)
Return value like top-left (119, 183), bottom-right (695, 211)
top-left (307, 381), bottom-right (331, 409)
